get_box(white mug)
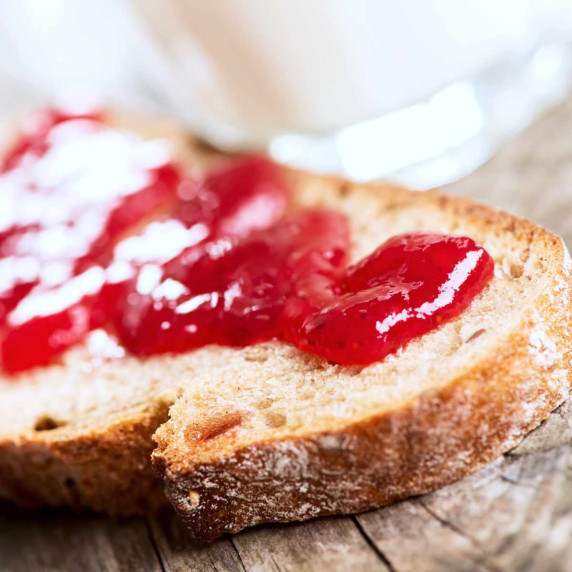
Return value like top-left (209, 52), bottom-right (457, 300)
top-left (132, 0), bottom-right (572, 183)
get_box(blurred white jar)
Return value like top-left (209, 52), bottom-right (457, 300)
top-left (132, 0), bottom-right (572, 184)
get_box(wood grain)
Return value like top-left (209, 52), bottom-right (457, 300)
top-left (228, 516), bottom-right (387, 572)
top-left (3, 93), bottom-right (572, 571)
top-left (0, 502), bottom-right (162, 572)
top-left (147, 509), bottom-right (245, 572)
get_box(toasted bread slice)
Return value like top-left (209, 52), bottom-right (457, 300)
top-left (0, 112), bottom-right (570, 539)
top-left (152, 171), bottom-right (572, 540)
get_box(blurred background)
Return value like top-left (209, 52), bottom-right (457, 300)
top-left (1, 0), bottom-right (572, 187)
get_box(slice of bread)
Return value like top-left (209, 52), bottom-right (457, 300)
top-left (0, 112), bottom-right (203, 514)
top-left (152, 170), bottom-right (572, 539)
top-left (0, 112), bottom-right (571, 540)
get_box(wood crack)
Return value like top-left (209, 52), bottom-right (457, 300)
top-left (145, 517), bottom-right (168, 572)
top-left (416, 501), bottom-right (504, 572)
top-left (269, 553), bottom-right (283, 572)
top-left (498, 474), bottom-right (535, 489)
top-left (416, 500), bottom-right (482, 550)
top-left (229, 535), bottom-right (248, 572)
top-left (351, 516), bottom-right (396, 572)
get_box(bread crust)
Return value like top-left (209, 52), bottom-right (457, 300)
top-left (0, 112), bottom-right (570, 538)
top-left (0, 402), bottom-right (170, 515)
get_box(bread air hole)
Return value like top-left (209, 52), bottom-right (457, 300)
top-left (465, 328), bottom-right (486, 344)
top-left (244, 355), bottom-right (269, 363)
top-left (34, 416), bottom-right (65, 432)
top-left (186, 411), bottom-right (243, 443)
top-left (265, 411), bottom-right (287, 429)
top-left (509, 262), bottom-right (524, 278)
top-left (64, 478), bottom-right (76, 489)
top-left (338, 183), bottom-right (351, 198)
top-left (255, 397), bottom-right (274, 410)
top-left (298, 389), bottom-right (315, 401)
top-left (535, 257), bottom-right (546, 271)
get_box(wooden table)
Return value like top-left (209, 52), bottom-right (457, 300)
top-left (3, 95), bottom-right (572, 572)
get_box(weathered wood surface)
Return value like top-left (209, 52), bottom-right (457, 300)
top-left (3, 95), bottom-right (572, 572)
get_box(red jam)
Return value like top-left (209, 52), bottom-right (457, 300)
top-left (293, 232), bottom-right (494, 364)
top-left (114, 209), bottom-right (349, 354)
top-left (0, 109), bottom-right (494, 374)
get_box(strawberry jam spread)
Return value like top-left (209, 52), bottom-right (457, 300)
top-left (0, 109), bottom-right (494, 374)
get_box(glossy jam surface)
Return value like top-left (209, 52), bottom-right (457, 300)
top-left (0, 110), bottom-right (287, 372)
top-left (295, 232), bottom-right (494, 364)
top-left (115, 209), bottom-right (349, 355)
top-left (0, 109), bottom-right (494, 374)
top-left (0, 109), bottom-right (180, 372)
